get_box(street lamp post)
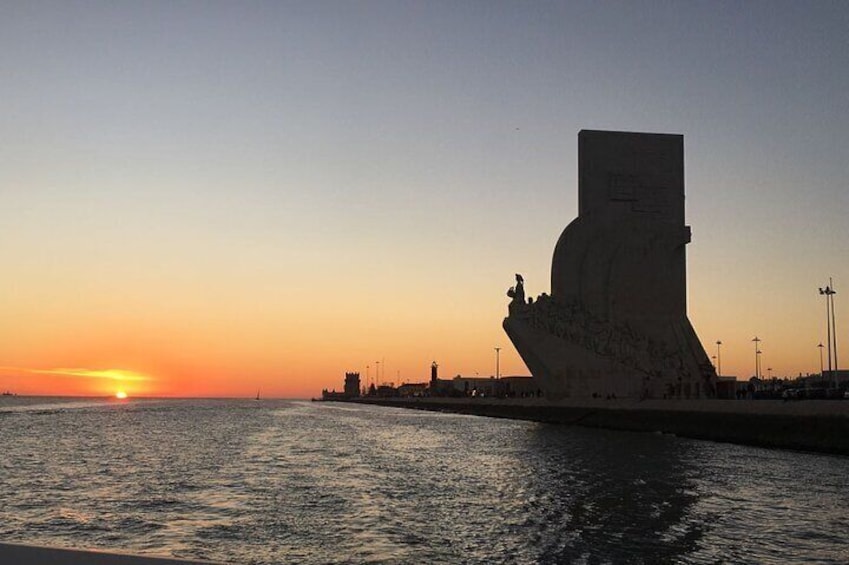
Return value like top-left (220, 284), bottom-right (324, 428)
top-left (494, 347), bottom-right (501, 379)
top-left (752, 336), bottom-right (761, 381)
top-left (820, 284), bottom-right (833, 384)
top-left (831, 280), bottom-right (839, 387)
top-left (818, 343), bottom-right (825, 383)
top-left (716, 340), bottom-right (722, 377)
top-left (819, 279), bottom-right (839, 388)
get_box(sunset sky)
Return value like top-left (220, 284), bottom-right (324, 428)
top-left (2, 1), bottom-right (848, 398)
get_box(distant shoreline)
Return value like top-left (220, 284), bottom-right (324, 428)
top-left (346, 397), bottom-right (849, 456)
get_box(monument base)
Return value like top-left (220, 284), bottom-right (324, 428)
top-left (503, 295), bottom-right (714, 400)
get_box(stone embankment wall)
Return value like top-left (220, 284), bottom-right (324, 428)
top-left (353, 397), bottom-right (849, 456)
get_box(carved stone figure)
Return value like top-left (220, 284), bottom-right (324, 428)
top-left (507, 273), bottom-right (526, 311)
top-left (503, 130), bottom-right (716, 399)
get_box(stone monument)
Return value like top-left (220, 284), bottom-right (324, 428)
top-left (503, 130), bottom-right (716, 399)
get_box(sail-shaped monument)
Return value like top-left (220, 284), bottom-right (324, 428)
top-left (503, 130), bottom-right (716, 400)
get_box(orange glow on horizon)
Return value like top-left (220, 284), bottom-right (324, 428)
top-left (0, 366), bottom-right (159, 398)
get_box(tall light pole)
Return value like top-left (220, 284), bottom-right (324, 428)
top-left (752, 336), bottom-right (761, 380)
top-left (830, 279), bottom-right (839, 387)
top-left (820, 283), bottom-right (833, 384)
top-left (818, 343), bottom-right (825, 382)
top-left (716, 340), bottom-right (723, 377)
top-left (375, 361), bottom-right (380, 386)
top-left (819, 280), bottom-right (838, 388)
top-left (494, 347), bottom-right (501, 379)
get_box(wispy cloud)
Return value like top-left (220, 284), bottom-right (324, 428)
top-left (0, 367), bottom-right (154, 382)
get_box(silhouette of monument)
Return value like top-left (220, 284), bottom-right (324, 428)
top-left (504, 130), bottom-right (716, 399)
top-left (321, 371), bottom-right (361, 400)
top-left (344, 372), bottom-right (361, 397)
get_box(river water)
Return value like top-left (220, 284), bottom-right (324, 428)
top-left (0, 397), bottom-right (847, 564)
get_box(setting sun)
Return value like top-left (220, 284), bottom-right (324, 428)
top-left (115, 391), bottom-right (128, 399)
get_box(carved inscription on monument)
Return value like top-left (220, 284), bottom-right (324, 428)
top-left (607, 173), bottom-right (670, 215)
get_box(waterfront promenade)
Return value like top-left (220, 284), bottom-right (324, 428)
top-left (353, 396), bottom-right (849, 455)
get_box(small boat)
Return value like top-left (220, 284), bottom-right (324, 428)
top-left (254, 389), bottom-right (260, 401)
top-left (1, 391), bottom-right (13, 396)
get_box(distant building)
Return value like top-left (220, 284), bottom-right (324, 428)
top-left (452, 376), bottom-right (505, 397)
top-left (321, 389), bottom-right (348, 400)
top-left (715, 376), bottom-right (737, 399)
top-left (398, 383), bottom-right (428, 397)
top-left (428, 362), bottom-right (463, 397)
top-left (375, 384), bottom-right (399, 398)
top-left (344, 372), bottom-right (361, 398)
top-left (448, 376), bottom-right (541, 398)
top-left (322, 371), bottom-right (361, 400)
top-left (426, 363), bottom-right (540, 398)
top-left (824, 370), bottom-right (849, 386)
top-left (501, 376), bottom-right (541, 397)
top-left (429, 378), bottom-right (462, 397)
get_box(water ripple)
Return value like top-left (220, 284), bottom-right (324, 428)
top-left (1, 397), bottom-right (848, 564)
